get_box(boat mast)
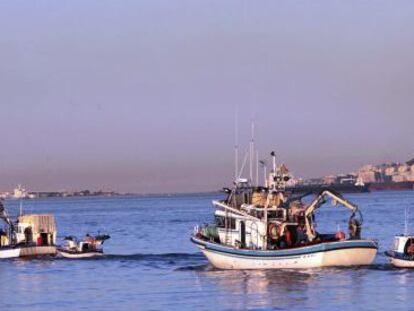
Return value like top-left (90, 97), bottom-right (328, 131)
top-left (237, 150), bottom-right (249, 181)
top-left (249, 120), bottom-right (254, 185)
top-left (263, 151), bottom-right (277, 250)
top-left (272, 151), bottom-right (276, 178)
top-left (405, 207), bottom-right (409, 236)
top-left (261, 161), bottom-right (267, 188)
top-left (256, 150), bottom-right (259, 186)
top-left (234, 107), bottom-right (239, 182)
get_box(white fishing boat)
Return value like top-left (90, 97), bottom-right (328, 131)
top-left (191, 151), bottom-right (378, 269)
top-left (0, 202), bottom-right (20, 259)
top-left (385, 209), bottom-right (414, 268)
top-left (385, 235), bottom-right (414, 268)
top-left (0, 200), bottom-right (57, 258)
top-left (57, 234), bottom-right (110, 259)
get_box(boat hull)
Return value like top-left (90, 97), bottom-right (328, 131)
top-left (385, 251), bottom-right (414, 268)
top-left (57, 249), bottom-right (103, 259)
top-left (19, 246), bottom-right (57, 257)
top-left (191, 237), bottom-right (378, 269)
top-left (0, 248), bottom-right (20, 259)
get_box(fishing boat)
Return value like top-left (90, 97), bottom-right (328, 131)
top-left (0, 200), bottom-right (57, 258)
top-left (385, 235), bottom-right (414, 268)
top-left (0, 203), bottom-right (19, 259)
top-left (191, 151), bottom-right (378, 269)
top-left (57, 234), bottom-right (110, 259)
top-left (385, 209), bottom-right (414, 268)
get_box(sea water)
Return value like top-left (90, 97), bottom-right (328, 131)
top-left (1, 191), bottom-right (414, 311)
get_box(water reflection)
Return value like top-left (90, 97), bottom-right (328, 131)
top-left (194, 267), bottom-right (376, 310)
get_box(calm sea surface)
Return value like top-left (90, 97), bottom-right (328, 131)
top-left (1, 191), bottom-right (414, 311)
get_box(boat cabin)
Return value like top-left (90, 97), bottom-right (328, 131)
top-left (214, 210), bottom-right (267, 249)
top-left (15, 214), bottom-right (57, 246)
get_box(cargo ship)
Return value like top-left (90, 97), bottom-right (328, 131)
top-left (367, 181), bottom-right (414, 191)
top-left (287, 183), bottom-right (369, 194)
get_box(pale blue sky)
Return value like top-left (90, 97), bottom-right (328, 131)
top-left (0, 1), bottom-right (413, 192)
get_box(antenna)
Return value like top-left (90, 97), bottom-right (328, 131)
top-left (249, 119), bottom-right (254, 183)
top-left (260, 160), bottom-right (267, 188)
top-left (237, 150), bottom-right (250, 181)
top-left (256, 150), bottom-right (259, 186)
top-left (405, 207), bottom-right (409, 236)
top-left (19, 200), bottom-right (23, 216)
top-left (271, 151), bottom-right (276, 174)
top-left (234, 106), bottom-right (239, 181)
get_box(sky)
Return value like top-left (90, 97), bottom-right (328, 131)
top-left (0, 1), bottom-right (413, 193)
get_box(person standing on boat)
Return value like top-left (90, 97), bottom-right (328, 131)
top-left (296, 226), bottom-right (308, 245)
top-left (24, 226), bottom-right (33, 245)
top-left (0, 228), bottom-right (7, 246)
top-left (406, 241), bottom-right (414, 257)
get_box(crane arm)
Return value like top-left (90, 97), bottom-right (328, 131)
top-left (305, 189), bottom-right (358, 217)
top-left (0, 201), bottom-right (13, 227)
top-left (304, 189), bottom-right (361, 242)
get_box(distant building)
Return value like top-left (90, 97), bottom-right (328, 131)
top-left (322, 175), bottom-right (336, 184)
top-left (398, 165), bottom-right (409, 174)
top-left (384, 166), bottom-right (396, 176)
top-left (358, 170), bottom-right (378, 183)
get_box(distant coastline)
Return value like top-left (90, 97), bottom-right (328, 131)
top-left (290, 157), bottom-right (414, 193)
top-left (0, 187), bottom-right (223, 200)
top-left (1, 156), bottom-right (413, 200)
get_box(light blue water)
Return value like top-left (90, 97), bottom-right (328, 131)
top-left (1, 191), bottom-right (414, 311)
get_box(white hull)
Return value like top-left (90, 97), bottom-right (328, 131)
top-left (388, 257), bottom-right (414, 268)
top-left (201, 247), bottom-right (377, 269)
top-left (57, 250), bottom-right (103, 259)
top-left (192, 237), bottom-right (378, 270)
top-left (0, 248), bottom-right (20, 259)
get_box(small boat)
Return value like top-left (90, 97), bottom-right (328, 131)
top-left (191, 151), bottom-right (378, 269)
top-left (57, 234), bottom-right (110, 259)
top-left (0, 202), bottom-right (22, 259)
top-left (385, 208), bottom-right (414, 268)
top-left (1, 200), bottom-right (57, 258)
top-left (385, 235), bottom-right (414, 268)
top-left (0, 246), bottom-right (20, 259)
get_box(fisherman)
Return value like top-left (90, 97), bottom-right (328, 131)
top-left (37, 232), bottom-right (43, 246)
top-left (24, 226), bottom-right (33, 244)
top-left (348, 218), bottom-right (361, 240)
top-left (0, 228), bottom-right (6, 246)
top-left (84, 234), bottom-right (97, 251)
top-left (406, 241), bottom-right (414, 257)
top-left (296, 226), bottom-right (308, 245)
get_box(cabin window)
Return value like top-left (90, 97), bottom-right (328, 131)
top-left (394, 239), bottom-right (399, 251)
top-left (215, 216), bottom-right (236, 229)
